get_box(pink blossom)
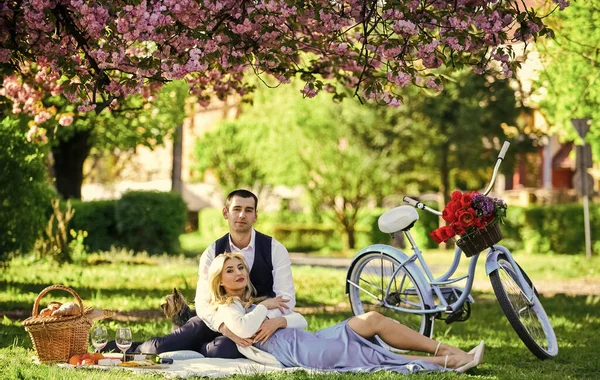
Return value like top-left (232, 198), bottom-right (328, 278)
top-left (77, 104), bottom-right (96, 113)
top-left (58, 115), bottom-right (74, 126)
top-left (426, 78), bottom-right (443, 92)
top-left (0, 0), bottom-right (568, 121)
top-left (553, 0), bottom-right (570, 10)
top-left (301, 83), bottom-right (319, 98)
top-left (394, 20), bottom-right (417, 36)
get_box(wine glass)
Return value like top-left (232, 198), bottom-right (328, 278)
top-left (90, 325), bottom-right (108, 353)
top-left (115, 327), bottom-right (132, 361)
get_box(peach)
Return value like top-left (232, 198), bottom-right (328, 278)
top-left (68, 355), bottom-right (80, 366)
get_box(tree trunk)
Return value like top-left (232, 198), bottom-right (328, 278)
top-left (52, 129), bottom-right (92, 200)
top-left (171, 123), bottom-right (183, 193)
top-left (439, 141), bottom-right (450, 208)
top-left (345, 226), bottom-right (356, 249)
top-left (439, 140), bottom-right (452, 249)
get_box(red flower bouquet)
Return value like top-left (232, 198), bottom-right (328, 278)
top-left (430, 190), bottom-right (507, 245)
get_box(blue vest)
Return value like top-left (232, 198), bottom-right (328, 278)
top-left (214, 231), bottom-right (275, 298)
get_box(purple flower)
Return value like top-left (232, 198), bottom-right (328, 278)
top-left (473, 193), bottom-right (501, 217)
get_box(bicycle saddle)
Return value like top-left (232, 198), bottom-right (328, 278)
top-left (378, 205), bottom-right (419, 233)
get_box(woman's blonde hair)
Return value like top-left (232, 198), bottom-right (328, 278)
top-left (208, 252), bottom-right (256, 309)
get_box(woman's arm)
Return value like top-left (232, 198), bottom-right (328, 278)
top-left (216, 301), bottom-right (268, 338)
top-left (283, 312), bottom-right (308, 330)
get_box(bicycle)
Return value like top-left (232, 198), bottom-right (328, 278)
top-left (345, 141), bottom-right (558, 359)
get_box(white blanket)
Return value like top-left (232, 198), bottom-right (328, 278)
top-left (59, 358), bottom-right (308, 378)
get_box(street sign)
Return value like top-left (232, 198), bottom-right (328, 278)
top-left (571, 118), bottom-right (590, 139)
top-left (572, 171), bottom-right (594, 196)
top-left (575, 144), bottom-right (593, 169)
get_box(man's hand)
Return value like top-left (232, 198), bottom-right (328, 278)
top-left (219, 323), bottom-right (254, 347)
top-left (252, 317), bottom-right (287, 345)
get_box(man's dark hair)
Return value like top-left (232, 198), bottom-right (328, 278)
top-left (225, 189), bottom-right (258, 210)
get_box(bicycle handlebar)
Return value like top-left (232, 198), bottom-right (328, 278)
top-left (403, 196), bottom-right (442, 216)
top-left (499, 141), bottom-right (510, 160)
top-left (404, 141), bottom-right (511, 212)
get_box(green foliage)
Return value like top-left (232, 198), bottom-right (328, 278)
top-left (69, 199), bottom-right (119, 252)
top-left (195, 121), bottom-right (268, 194)
top-left (115, 191), bottom-right (188, 254)
top-left (0, 117), bottom-right (52, 261)
top-left (487, 203), bottom-right (600, 255)
top-left (356, 69), bottom-right (520, 204)
top-left (535, 2), bottom-right (600, 158)
top-left (520, 204), bottom-right (600, 255)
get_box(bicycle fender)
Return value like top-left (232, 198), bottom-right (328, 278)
top-left (485, 245), bottom-right (510, 275)
top-left (345, 244), bottom-right (434, 307)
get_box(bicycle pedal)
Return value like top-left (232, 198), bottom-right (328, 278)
top-left (444, 304), bottom-right (471, 324)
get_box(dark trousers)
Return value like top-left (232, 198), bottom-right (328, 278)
top-left (132, 316), bottom-right (243, 358)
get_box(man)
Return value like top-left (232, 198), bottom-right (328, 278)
top-left (131, 189), bottom-right (296, 358)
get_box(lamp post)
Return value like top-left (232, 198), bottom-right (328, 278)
top-left (571, 118), bottom-right (592, 259)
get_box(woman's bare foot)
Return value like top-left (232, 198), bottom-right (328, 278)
top-left (435, 342), bottom-right (467, 356)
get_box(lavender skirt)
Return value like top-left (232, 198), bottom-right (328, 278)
top-left (257, 319), bottom-right (447, 374)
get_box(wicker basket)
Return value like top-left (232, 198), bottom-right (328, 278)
top-left (456, 222), bottom-right (503, 257)
top-left (22, 285), bottom-right (92, 363)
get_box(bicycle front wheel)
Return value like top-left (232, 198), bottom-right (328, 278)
top-left (348, 251), bottom-right (432, 342)
top-left (489, 254), bottom-right (558, 359)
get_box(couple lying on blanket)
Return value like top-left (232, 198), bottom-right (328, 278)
top-left (126, 251), bottom-right (484, 374)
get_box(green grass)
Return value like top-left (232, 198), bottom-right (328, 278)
top-left (1, 252), bottom-right (599, 379)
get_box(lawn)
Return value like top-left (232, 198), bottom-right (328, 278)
top-left (1, 251), bottom-right (599, 379)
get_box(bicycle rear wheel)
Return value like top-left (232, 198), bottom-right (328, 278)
top-left (348, 252), bottom-right (432, 344)
top-left (489, 254), bottom-right (558, 359)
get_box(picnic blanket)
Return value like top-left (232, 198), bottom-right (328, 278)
top-left (58, 357), bottom-right (309, 378)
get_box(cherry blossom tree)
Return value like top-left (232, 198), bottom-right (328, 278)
top-left (2, 0), bottom-right (568, 114)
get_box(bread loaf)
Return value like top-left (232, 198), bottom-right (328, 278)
top-left (51, 302), bottom-right (81, 317)
top-left (39, 302), bottom-right (62, 317)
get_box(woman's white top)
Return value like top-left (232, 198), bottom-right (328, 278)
top-left (215, 301), bottom-right (307, 338)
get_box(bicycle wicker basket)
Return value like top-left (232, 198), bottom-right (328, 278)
top-left (456, 222), bottom-right (503, 257)
top-left (22, 285), bottom-right (92, 363)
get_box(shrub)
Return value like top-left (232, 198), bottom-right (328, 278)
top-left (115, 191), bottom-right (187, 254)
top-left (521, 204), bottom-right (600, 255)
top-left (0, 117), bottom-right (52, 262)
top-left (69, 199), bottom-right (118, 252)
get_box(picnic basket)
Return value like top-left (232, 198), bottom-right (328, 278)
top-left (22, 285), bottom-right (92, 363)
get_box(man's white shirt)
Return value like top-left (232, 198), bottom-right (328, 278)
top-left (194, 229), bottom-right (296, 331)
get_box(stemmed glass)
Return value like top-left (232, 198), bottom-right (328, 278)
top-left (115, 327), bottom-right (132, 361)
top-left (90, 325), bottom-right (108, 353)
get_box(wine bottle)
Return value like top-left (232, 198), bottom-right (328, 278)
top-left (124, 353), bottom-right (173, 364)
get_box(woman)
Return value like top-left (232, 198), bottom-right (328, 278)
top-left (208, 252), bottom-right (484, 374)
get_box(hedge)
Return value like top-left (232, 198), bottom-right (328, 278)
top-left (116, 191), bottom-right (187, 254)
top-left (518, 204), bottom-right (600, 255)
top-left (65, 191), bottom-right (187, 255)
